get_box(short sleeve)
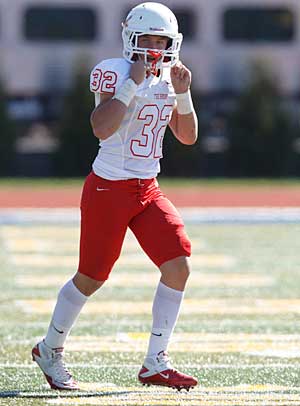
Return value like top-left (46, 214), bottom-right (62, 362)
top-left (90, 59), bottom-right (130, 96)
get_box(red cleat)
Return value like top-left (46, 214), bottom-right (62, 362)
top-left (138, 351), bottom-right (197, 391)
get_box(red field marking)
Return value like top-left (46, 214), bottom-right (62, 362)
top-left (0, 185), bottom-right (300, 207)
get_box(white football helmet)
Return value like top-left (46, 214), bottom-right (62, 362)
top-left (122, 2), bottom-right (183, 71)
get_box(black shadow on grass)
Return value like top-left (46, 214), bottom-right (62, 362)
top-left (0, 389), bottom-right (138, 398)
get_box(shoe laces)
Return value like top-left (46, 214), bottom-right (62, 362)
top-left (156, 351), bottom-right (172, 370)
top-left (50, 349), bottom-right (72, 382)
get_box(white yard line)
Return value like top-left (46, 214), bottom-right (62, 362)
top-left (1, 207), bottom-right (300, 224)
top-left (1, 363), bottom-right (300, 369)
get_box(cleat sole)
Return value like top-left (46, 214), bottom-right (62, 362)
top-left (140, 380), bottom-right (196, 392)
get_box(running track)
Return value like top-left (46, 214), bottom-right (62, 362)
top-left (0, 183), bottom-right (300, 207)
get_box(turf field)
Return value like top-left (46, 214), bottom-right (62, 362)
top-left (1, 209), bottom-right (300, 405)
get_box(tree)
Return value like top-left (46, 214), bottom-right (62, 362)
top-left (227, 63), bottom-right (294, 177)
top-left (55, 62), bottom-right (98, 176)
top-left (0, 81), bottom-right (16, 176)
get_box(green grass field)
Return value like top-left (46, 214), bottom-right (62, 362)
top-left (1, 211), bottom-right (300, 405)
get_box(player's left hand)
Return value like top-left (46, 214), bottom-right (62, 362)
top-left (170, 62), bottom-right (191, 94)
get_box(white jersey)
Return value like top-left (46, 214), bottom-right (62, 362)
top-left (90, 58), bottom-right (176, 180)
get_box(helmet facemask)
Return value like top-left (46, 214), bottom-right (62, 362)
top-left (122, 29), bottom-right (182, 73)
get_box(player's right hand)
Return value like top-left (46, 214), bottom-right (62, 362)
top-left (130, 60), bottom-right (146, 85)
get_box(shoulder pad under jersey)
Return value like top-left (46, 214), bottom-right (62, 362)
top-left (90, 58), bottom-right (131, 96)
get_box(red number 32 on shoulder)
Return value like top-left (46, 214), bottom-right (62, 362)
top-left (91, 69), bottom-right (117, 94)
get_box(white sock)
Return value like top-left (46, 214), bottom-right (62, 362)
top-left (146, 281), bottom-right (184, 358)
top-left (44, 279), bottom-right (88, 349)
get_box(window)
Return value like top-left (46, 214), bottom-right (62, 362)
top-left (173, 9), bottom-right (197, 40)
top-left (223, 7), bottom-right (294, 42)
top-left (24, 6), bottom-right (97, 41)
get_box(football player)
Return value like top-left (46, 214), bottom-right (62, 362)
top-left (32, 2), bottom-right (198, 391)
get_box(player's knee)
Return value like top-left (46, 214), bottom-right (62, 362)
top-left (178, 256), bottom-right (191, 281)
top-left (161, 256), bottom-right (191, 279)
top-left (73, 272), bottom-right (106, 296)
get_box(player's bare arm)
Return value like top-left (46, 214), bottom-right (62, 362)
top-left (90, 60), bottom-right (146, 140)
top-left (169, 62), bottom-right (198, 145)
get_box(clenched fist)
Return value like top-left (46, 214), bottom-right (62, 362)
top-left (171, 62), bottom-right (191, 94)
top-left (130, 60), bottom-right (147, 85)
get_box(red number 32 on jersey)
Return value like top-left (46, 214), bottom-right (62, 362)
top-left (91, 69), bottom-right (117, 95)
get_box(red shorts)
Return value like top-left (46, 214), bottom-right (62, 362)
top-left (77, 172), bottom-right (191, 281)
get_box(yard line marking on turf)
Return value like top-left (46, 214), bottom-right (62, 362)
top-left (15, 298), bottom-right (300, 316)
top-left (8, 332), bottom-right (300, 354)
top-left (3, 384), bottom-right (300, 394)
top-left (10, 332), bottom-right (300, 343)
top-left (15, 272), bottom-right (273, 288)
top-left (2, 207), bottom-right (300, 224)
top-left (3, 319), bottom-right (300, 329)
top-left (5, 238), bottom-right (78, 252)
top-left (2, 363), bottom-right (300, 369)
top-left (246, 349), bottom-right (300, 358)
top-left (41, 384), bottom-right (300, 406)
top-left (9, 253), bottom-right (236, 268)
top-left (3, 384), bottom-right (300, 404)
top-left (46, 398), bottom-right (300, 406)
top-left (180, 207), bottom-right (300, 224)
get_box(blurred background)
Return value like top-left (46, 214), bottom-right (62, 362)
top-left (1, 0), bottom-right (300, 179)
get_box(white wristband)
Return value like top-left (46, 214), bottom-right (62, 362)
top-left (113, 78), bottom-right (138, 107)
top-left (176, 89), bottom-right (194, 115)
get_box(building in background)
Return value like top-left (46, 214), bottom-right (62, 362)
top-left (0, 0), bottom-right (299, 176)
